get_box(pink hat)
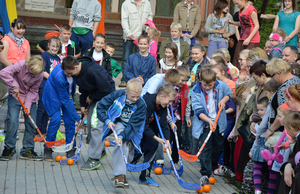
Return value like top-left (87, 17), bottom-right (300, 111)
top-left (144, 20), bottom-right (157, 29)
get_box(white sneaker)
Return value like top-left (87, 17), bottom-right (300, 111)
top-left (224, 167), bottom-right (236, 178)
top-left (199, 175), bottom-right (209, 186)
top-left (255, 190), bottom-right (262, 194)
top-left (156, 159), bottom-right (164, 166)
top-left (213, 165), bottom-right (226, 176)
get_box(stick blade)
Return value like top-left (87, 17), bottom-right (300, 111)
top-left (178, 179), bottom-right (201, 190)
top-left (34, 136), bottom-right (43, 142)
top-left (45, 139), bottom-right (66, 148)
top-left (126, 162), bottom-right (150, 172)
top-left (60, 152), bottom-right (81, 165)
top-left (178, 150), bottom-right (198, 162)
top-left (176, 166), bottom-right (183, 177)
top-left (53, 141), bottom-right (74, 152)
top-left (153, 162), bottom-right (172, 175)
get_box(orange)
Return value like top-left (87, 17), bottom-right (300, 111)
top-left (67, 159), bottom-right (74, 165)
top-left (208, 177), bottom-right (215, 184)
top-left (203, 184), bottom-right (211, 193)
top-left (104, 140), bottom-right (110, 147)
top-left (55, 155), bottom-right (62, 162)
top-left (61, 156), bottom-right (67, 161)
top-left (154, 167), bottom-right (162, 175)
top-left (196, 187), bottom-right (204, 193)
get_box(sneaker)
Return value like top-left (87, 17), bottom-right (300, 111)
top-left (81, 158), bottom-right (101, 170)
top-left (20, 150), bottom-right (42, 161)
top-left (255, 191), bottom-right (262, 194)
top-left (100, 150), bottom-right (107, 160)
top-left (139, 177), bottom-right (159, 187)
top-left (214, 165), bottom-right (226, 176)
top-left (44, 147), bottom-right (53, 162)
top-left (224, 167), bottom-right (236, 178)
top-left (67, 148), bottom-right (76, 158)
top-left (156, 159), bottom-right (164, 166)
top-left (118, 82), bottom-right (127, 87)
top-left (0, 147), bottom-right (15, 161)
top-left (112, 175), bottom-right (129, 189)
top-left (200, 175), bottom-right (209, 186)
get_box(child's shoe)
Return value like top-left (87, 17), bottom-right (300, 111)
top-left (0, 147), bottom-right (15, 161)
top-left (139, 177), bottom-right (159, 187)
top-left (81, 158), bottom-right (101, 170)
top-left (224, 167), bottom-right (236, 178)
top-left (112, 175), bottom-right (129, 189)
top-left (214, 164), bottom-right (226, 176)
top-left (200, 175), bottom-right (209, 186)
top-left (67, 148), bottom-right (76, 158)
top-left (44, 147), bottom-right (53, 162)
top-left (255, 190), bottom-right (262, 194)
top-left (20, 150), bottom-right (42, 161)
top-left (156, 159), bottom-right (164, 166)
top-left (100, 150), bottom-right (107, 160)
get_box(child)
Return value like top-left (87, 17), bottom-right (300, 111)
top-left (218, 48), bottom-right (239, 81)
top-left (159, 42), bottom-right (183, 74)
top-left (69, 0), bottom-right (101, 54)
top-left (106, 43), bottom-right (122, 78)
top-left (136, 84), bottom-right (175, 187)
top-left (0, 56), bottom-right (44, 160)
top-left (191, 65), bottom-right (231, 185)
top-left (36, 36), bottom-right (61, 139)
top-left (84, 33), bottom-right (112, 77)
top-left (147, 27), bottom-right (160, 61)
top-left (210, 55), bottom-right (232, 80)
top-left (42, 57), bottom-right (81, 161)
top-left (124, 35), bottom-right (156, 85)
top-left (269, 29), bottom-right (286, 59)
top-left (60, 24), bottom-right (81, 58)
top-left (227, 0), bottom-right (260, 69)
top-left (81, 78), bottom-right (146, 188)
top-left (278, 112), bottom-right (300, 193)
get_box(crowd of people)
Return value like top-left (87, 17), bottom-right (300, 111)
top-left (0, 0), bottom-right (300, 193)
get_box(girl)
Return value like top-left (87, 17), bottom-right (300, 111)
top-left (205, 0), bottom-right (235, 58)
top-left (124, 35), bottom-right (156, 85)
top-left (36, 36), bottom-right (61, 140)
top-left (273, 0), bottom-right (300, 48)
top-left (210, 55), bottom-right (232, 80)
top-left (159, 42), bottom-right (183, 74)
top-left (227, 0), bottom-right (260, 69)
top-left (84, 33), bottom-right (112, 77)
top-left (147, 27), bottom-right (161, 61)
top-left (236, 49), bottom-right (250, 84)
top-left (269, 29), bottom-right (287, 59)
top-left (219, 48), bottom-right (239, 81)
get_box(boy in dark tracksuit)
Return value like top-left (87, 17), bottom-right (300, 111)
top-left (137, 84), bottom-right (176, 187)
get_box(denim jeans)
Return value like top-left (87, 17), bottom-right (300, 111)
top-left (0, 98), bottom-right (8, 131)
top-left (121, 39), bottom-right (137, 83)
top-left (181, 117), bottom-right (191, 150)
top-left (207, 40), bottom-right (228, 59)
top-left (5, 94), bottom-right (37, 154)
top-left (36, 88), bottom-right (48, 134)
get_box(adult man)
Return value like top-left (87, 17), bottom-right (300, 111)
top-left (119, 0), bottom-right (153, 87)
top-left (282, 45), bottom-right (299, 64)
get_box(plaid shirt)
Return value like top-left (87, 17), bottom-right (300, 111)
top-left (183, 0), bottom-right (194, 31)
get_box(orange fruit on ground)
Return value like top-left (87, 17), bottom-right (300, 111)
top-left (154, 167), bottom-right (162, 175)
top-left (55, 155), bottom-right (62, 162)
top-left (104, 140), bottom-right (110, 147)
top-left (196, 186), bottom-right (204, 193)
top-left (203, 184), bottom-right (211, 193)
top-left (208, 177), bottom-right (215, 184)
top-left (67, 159), bottom-right (74, 165)
top-left (61, 156), bottom-right (67, 161)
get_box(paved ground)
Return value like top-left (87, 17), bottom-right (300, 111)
top-left (0, 132), bottom-right (238, 194)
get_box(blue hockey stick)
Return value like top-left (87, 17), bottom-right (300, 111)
top-left (154, 112), bottom-right (201, 190)
top-left (153, 161), bottom-right (172, 175)
top-left (170, 105), bottom-right (184, 176)
top-left (60, 128), bottom-right (83, 164)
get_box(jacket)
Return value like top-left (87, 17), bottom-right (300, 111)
top-left (93, 89), bottom-right (146, 153)
top-left (124, 52), bottom-right (156, 84)
top-left (66, 40), bottom-right (81, 56)
top-left (191, 80), bottom-right (231, 138)
top-left (143, 93), bottom-right (170, 141)
top-left (83, 47), bottom-right (112, 77)
top-left (42, 64), bottom-right (80, 121)
top-left (173, 1), bottom-right (201, 37)
top-left (159, 39), bottom-right (190, 65)
top-left (205, 12), bottom-right (235, 41)
top-left (189, 57), bottom-right (210, 87)
top-left (121, 0), bottom-right (153, 41)
top-left (72, 56), bottom-right (115, 108)
top-left (111, 58), bottom-right (122, 78)
top-left (2, 35), bottom-right (30, 64)
top-left (270, 42), bottom-right (285, 59)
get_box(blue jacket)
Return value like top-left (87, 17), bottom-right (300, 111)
top-left (270, 42), bottom-right (285, 59)
top-left (42, 64), bottom-right (80, 121)
top-left (124, 52), bottom-right (156, 84)
top-left (95, 89), bottom-right (146, 153)
top-left (191, 80), bottom-right (231, 139)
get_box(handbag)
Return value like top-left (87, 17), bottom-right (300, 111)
top-left (237, 123), bottom-right (255, 150)
top-left (228, 38), bottom-right (235, 48)
top-left (265, 131), bottom-right (283, 148)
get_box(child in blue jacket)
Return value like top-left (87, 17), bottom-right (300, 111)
top-left (81, 78), bottom-right (146, 189)
top-left (191, 65), bottom-right (231, 185)
top-left (42, 58), bottom-right (81, 161)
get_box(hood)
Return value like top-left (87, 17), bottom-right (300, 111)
top-left (77, 56), bottom-right (95, 74)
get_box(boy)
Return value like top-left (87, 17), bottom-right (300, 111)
top-left (136, 84), bottom-right (175, 187)
top-left (82, 78), bottom-right (146, 189)
top-left (62, 56), bottom-right (115, 144)
top-left (42, 57), bottom-right (81, 161)
top-left (69, 0), bottom-right (101, 54)
top-left (0, 56), bottom-right (44, 160)
top-left (106, 43), bottom-right (122, 78)
top-left (191, 65), bottom-right (231, 185)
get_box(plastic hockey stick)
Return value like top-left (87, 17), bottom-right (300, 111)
top-left (104, 139), bottom-right (116, 147)
top-left (107, 110), bottom-right (150, 172)
top-left (53, 116), bottom-right (83, 152)
top-left (34, 129), bottom-right (66, 143)
top-left (154, 112), bottom-right (201, 190)
top-left (169, 105), bottom-right (184, 176)
top-left (152, 161), bottom-right (172, 175)
top-left (178, 108), bottom-right (222, 162)
top-left (60, 128), bottom-right (83, 164)
top-left (17, 94), bottom-right (65, 148)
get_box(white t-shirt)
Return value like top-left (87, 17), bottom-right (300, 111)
top-left (206, 89), bottom-right (216, 121)
top-left (159, 58), bottom-right (183, 74)
top-left (92, 50), bottom-right (103, 62)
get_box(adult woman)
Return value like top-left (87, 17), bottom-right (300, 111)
top-left (173, 0), bottom-right (201, 47)
top-left (273, 0), bottom-right (300, 48)
top-left (205, 0), bottom-right (235, 58)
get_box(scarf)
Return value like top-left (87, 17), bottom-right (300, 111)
top-left (171, 37), bottom-right (181, 58)
top-left (7, 31), bottom-right (25, 50)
